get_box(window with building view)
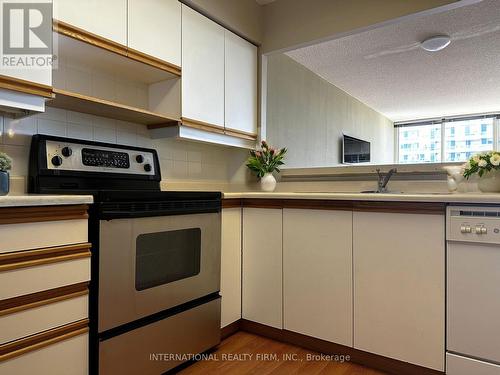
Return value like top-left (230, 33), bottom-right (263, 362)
top-left (398, 123), bottom-right (441, 163)
top-left (397, 115), bottom-right (497, 164)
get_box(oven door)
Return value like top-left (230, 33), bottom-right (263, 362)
top-left (98, 212), bottom-right (220, 332)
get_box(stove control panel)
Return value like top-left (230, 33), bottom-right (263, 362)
top-left (81, 148), bottom-right (130, 169)
top-left (45, 140), bottom-right (156, 176)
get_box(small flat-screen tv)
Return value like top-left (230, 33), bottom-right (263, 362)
top-left (342, 134), bottom-right (370, 164)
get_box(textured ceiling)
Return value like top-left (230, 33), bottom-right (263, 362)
top-left (286, 0), bottom-right (500, 122)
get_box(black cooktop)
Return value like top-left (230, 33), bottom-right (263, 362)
top-left (96, 190), bottom-right (221, 203)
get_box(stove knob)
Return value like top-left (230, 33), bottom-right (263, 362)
top-left (144, 163), bottom-right (152, 172)
top-left (136, 155), bottom-right (144, 163)
top-left (61, 146), bottom-right (72, 157)
top-left (51, 155), bottom-right (63, 167)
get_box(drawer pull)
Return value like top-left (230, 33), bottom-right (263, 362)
top-left (0, 319), bottom-right (88, 362)
top-left (0, 204), bottom-right (89, 225)
top-left (0, 243), bottom-right (91, 272)
top-left (0, 282), bottom-right (88, 316)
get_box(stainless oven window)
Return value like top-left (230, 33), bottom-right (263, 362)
top-left (135, 228), bottom-right (201, 291)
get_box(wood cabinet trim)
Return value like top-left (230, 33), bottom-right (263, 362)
top-left (238, 319), bottom-right (443, 375)
top-left (127, 47), bottom-right (181, 76)
top-left (224, 128), bottom-right (258, 141)
top-left (181, 117), bottom-right (225, 135)
top-left (221, 320), bottom-right (241, 340)
top-left (241, 199), bottom-right (284, 209)
top-left (223, 198), bottom-right (445, 214)
top-left (0, 74), bottom-right (53, 98)
top-left (0, 319), bottom-right (89, 362)
top-left (237, 198), bottom-right (353, 210)
top-left (0, 243), bottom-right (91, 272)
top-left (154, 118), bottom-right (258, 141)
top-left (54, 20), bottom-right (181, 77)
top-left (222, 199), bottom-right (243, 209)
top-left (54, 20), bottom-right (128, 57)
top-left (352, 201), bottom-right (446, 215)
top-left (0, 204), bottom-right (89, 225)
top-left (280, 199), bottom-right (353, 211)
top-left (0, 282), bottom-right (89, 317)
top-left (50, 88), bottom-right (180, 127)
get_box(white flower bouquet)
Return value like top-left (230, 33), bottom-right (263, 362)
top-left (463, 151), bottom-right (500, 179)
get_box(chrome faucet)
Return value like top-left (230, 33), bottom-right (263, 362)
top-left (376, 168), bottom-right (397, 193)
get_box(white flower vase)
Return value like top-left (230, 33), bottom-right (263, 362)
top-left (443, 165), bottom-right (464, 192)
top-left (478, 169), bottom-right (500, 193)
top-left (260, 173), bottom-right (276, 192)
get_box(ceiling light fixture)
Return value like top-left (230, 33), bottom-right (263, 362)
top-left (420, 35), bottom-right (451, 52)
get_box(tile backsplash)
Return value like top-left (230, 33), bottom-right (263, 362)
top-left (0, 107), bottom-right (251, 193)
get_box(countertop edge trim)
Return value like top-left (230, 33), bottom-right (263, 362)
top-left (223, 198), bottom-right (445, 214)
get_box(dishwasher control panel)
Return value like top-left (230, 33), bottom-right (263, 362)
top-left (448, 206), bottom-right (500, 244)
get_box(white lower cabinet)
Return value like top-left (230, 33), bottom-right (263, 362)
top-left (0, 333), bottom-right (89, 375)
top-left (242, 208), bottom-right (282, 328)
top-left (353, 211), bottom-right (445, 371)
top-left (237, 204), bottom-right (445, 372)
top-left (0, 294), bottom-right (88, 344)
top-left (0, 205), bottom-right (90, 374)
top-left (283, 209), bottom-right (353, 346)
top-left (0, 218), bottom-right (88, 254)
top-left (221, 208), bottom-right (242, 328)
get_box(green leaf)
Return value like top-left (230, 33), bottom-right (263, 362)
top-left (246, 141), bottom-right (287, 176)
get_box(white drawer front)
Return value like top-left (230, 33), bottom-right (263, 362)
top-left (0, 295), bottom-right (88, 344)
top-left (0, 333), bottom-right (89, 375)
top-left (0, 258), bottom-right (90, 299)
top-left (447, 353), bottom-right (500, 375)
top-left (0, 220), bottom-right (88, 254)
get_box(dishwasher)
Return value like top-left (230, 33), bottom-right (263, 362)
top-left (447, 206), bottom-right (500, 374)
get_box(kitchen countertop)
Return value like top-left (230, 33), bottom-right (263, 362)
top-left (223, 191), bottom-right (500, 204)
top-left (0, 194), bottom-right (94, 207)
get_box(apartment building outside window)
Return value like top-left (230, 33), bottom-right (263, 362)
top-left (396, 115), bottom-right (498, 164)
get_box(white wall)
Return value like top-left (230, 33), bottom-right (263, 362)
top-left (183, 0), bottom-right (263, 44)
top-left (266, 54), bottom-right (394, 168)
top-left (0, 107), bottom-right (250, 193)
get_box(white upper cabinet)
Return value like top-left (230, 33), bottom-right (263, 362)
top-left (224, 30), bottom-right (258, 137)
top-left (283, 209), bottom-right (353, 346)
top-left (0, 64), bottom-right (51, 88)
top-left (181, 5), bottom-right (225, 127)
top-left (53, 0), bottom-right (127, 45)
top-left (128, 0), bottom-right (181, 66)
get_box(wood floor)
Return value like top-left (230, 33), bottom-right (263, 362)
top-left (178, 331), bottom-right (387, 375)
